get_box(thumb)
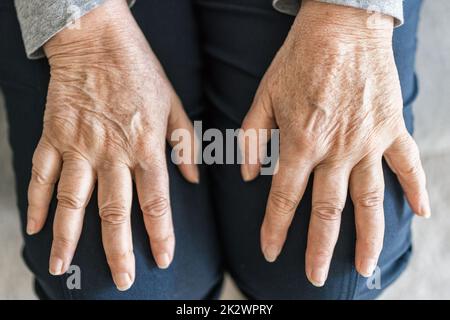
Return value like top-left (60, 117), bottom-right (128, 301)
top-left (240, 91), bottom-right (276, 182)
top-left (167, 98), bottom-right (200, 184)
top-left (384, 132), bottom-right (431, 218)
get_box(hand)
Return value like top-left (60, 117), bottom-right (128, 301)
top-left (26, 0), bottom-right (198, 291)
top-left (241, 0), bottom-right (430, 286)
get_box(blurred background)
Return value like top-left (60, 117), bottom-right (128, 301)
top-left (1, 0), bottom-right (449, 299)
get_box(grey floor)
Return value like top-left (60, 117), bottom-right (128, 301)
top-left (1, 0), bottom-right (449, 300)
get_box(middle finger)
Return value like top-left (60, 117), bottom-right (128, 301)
top-left (306, 164), bottom-right (350, 287)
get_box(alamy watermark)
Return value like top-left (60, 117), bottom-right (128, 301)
top-left (66, 265), bottom-right (81, 290)
top-left (170, 121), bottom-right (280, 175)
top-left (366, 266), bottom-right (382, 290)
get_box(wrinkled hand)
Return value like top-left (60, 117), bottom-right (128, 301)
top-left (26, 0), bottom-right (198, 291)
top-left (241, 0), bottom-right (430, 286)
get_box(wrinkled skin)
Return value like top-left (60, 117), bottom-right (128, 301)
top-left (241, 0), bottom-right (430, 286)
top-left (26, 0), bottom-right (431, 292)
top-left (26, 0), bottom-right (198, 291)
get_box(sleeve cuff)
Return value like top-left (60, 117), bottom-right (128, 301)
top-left (272, 0), bottom-right (404, 27)
top-left (15, 0), bottom-right (136, 60)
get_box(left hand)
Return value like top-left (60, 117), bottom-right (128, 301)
top-left (241, 0), bottom-right (430, 286)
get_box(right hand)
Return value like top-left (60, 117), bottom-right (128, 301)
top-left (26, 0), bottom-right (198, 291)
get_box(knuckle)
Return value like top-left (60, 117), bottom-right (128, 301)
top-left (312, 202), bottom-right (343, 221)
top-left (150, 233), bottom-right (174, 244)
top-left (356, 191), bottom-right (384, 209)
top-left (263, 217), bottom-right (286, 234)
top-left (31, 167), bottom-right (52, 185)
top-left (53, 235), bottom-right (75, 250)
top-left (308, 247), bottom-right (333, 262)
top-left (99, 205), bottom-right (129, 225)
top-left (402, 160), bottom-right (422, 179)
top-left (359, 237), bottom-right (383, 254)
top-left (268, 190), bottom-right (298, 216)
top-left (32, 143), bottom-right (47, 165)
top-left (106, 249), bottom-right (134, 266)
top-left (141, 196), bottom-right (170, 219)
top-left (57, 191), bottom-right (85, 210)
top-left (399, 162), bottom-right (427, 189)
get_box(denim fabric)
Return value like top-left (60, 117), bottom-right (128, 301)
top-left (0, 0), bottom-right (422, 299)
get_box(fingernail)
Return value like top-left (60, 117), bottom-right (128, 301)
top-left (192, 167), bottom-right (200, 184)
top-left (114, 273), bottom-right (133, 291)
top-left (263, 244), bottom-right (280, 263)
top-left (420, 201), bottom-right (431, 219)
top-left (156, 253), bottom-right (171, 269)
top-left (241, 166), bottom-right (251, 182)
top-left (359, 259), bottom-right (377, 277)
top-left (242, 164), bottom-right (260, 182)
top-left (309, 267), bottom-right (327, 287)
top-left (26, 218), bottom-right (37, 235)
top-left (49, 257), bottom-right (64, 276)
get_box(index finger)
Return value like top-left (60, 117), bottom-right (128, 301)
top-left (261, 148), bottom-right (312, 263)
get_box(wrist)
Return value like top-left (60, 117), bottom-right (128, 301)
top-left (44, 0), bottom-right (136, 65)
top-left (295, 0), bottom-right (394, 44)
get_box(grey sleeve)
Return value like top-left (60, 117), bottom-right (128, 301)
top-left (14, 0), bottom-right (135, 60)
top-left (272, 0), bottom-right (404, 27)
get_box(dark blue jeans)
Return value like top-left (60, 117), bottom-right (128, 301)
top-left (0, 0), bottom-right (422, 299)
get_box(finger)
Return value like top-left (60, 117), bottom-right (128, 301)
top-left (98, 165), bottom-right (135, 291)
top-left (240, 92), bottom-right (276, 181)
top-left (49, 157), bottom-right (94, 275)
top-left (384, 133), bottom-right (430, 218)
top-left (167, 98), bottom-right (200, 184)
top-left (135, 151), bottom-right (174, 270)
top-left (350, 156), bottom-right (385, 277)
top-left (261, 152), bottom-right (312, 263)
top-left (27, 139), bottom-right (62, 235)
top-left (306, 165), bottom-right (350, 287)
